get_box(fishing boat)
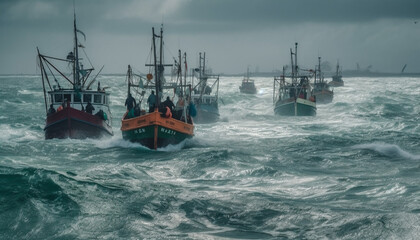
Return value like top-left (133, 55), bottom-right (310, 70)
top-left (273, 43), bottom-right (316, 116)
top-left (190, 52), bottom-right (220, 123)
top-left (329, 60), bottom-right (344, 87)
top-left (37, 11), bottom-right (113, 139)
top-left (239, 67), bottom-right (257, 94)
top-left (312, 57), bottom-right (333, 104)
top-left (120, 27), bottom-right (194, 150)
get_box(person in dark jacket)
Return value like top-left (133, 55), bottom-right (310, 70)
top-left (125, 93), bottom-right (136, 110)
top-left (86, 101), bottom-right (95, 114)
top-left (147, 91), bottom-right (156, 113)
top-left (47, 104), bottom-right (56, 116)
top-left (162, 96), bottom-right (175, 112)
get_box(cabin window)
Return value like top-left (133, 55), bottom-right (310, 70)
top-left (103, 95), bottom-right (105, 104)
top-left (54, 94), bottom-right (63, 103)
top-left (74, 93), bottom-right (81, 102)
top-left (83, 94), bottom-right (92, 103)
top-left (64, 94), bottom-right (71, 102)
top-left (94, 94), bottom-right (102, 104)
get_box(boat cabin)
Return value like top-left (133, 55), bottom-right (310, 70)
top-left (48, 90), bottom-right (110, 113)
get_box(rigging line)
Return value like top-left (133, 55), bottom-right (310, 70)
top-left (42, 56), bottom-right (74, 85)
top-left (146, 42), bottom-right (153, 73)
top-left (44, 59), bottom-right (58, 84)
top-left (41, 55), bottom-right (72, 63)
top-left (131, 66), bottom-right (146, 76)
top-left (39, 58), bottom-right (52, 91)
top-left (81, 47), bottom-right (94, 69)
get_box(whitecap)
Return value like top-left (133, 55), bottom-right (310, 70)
top-left (353, 142), bottom-right (420, 160)
top-left (88, 135), bottom-right (148, 150)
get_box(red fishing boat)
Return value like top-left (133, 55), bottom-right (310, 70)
top-left (37, 10), bottom-right (113, 139)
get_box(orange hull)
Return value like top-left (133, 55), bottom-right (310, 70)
top-left (121, 110), bottom-right (194, 149)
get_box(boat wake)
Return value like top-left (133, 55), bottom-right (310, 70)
top-left (353, 142), bottom-right (420, 160)
top-left (89, 135), bottom-right (148, 150)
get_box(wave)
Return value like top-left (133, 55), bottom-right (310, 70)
top-left (88, 135), bottom-right (149, 150)
top-left (88, 134), bottom-right (197, 152)
top-left (0, 124), bottom-right (41, 143)
top-left (353, 142), bottom-right (420, 160)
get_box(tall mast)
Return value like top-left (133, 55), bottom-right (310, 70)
top-left (336, 60), bottom-right (339, 75)
top-left (199, 52), bottom-right (202, 80)
top-left (73, 10), bottom-right (80, 89)
top-left (183, 52), bottom-right (187, 93)
top-left (290, 48), bottom-right (294, 80)
top-left (294, 42), bottom-right (298, 76)
top-left (178, 49), bottom-right (183, 97)
top-left (203, 52), bottom-right (206, 75)
top-left (152, 27), bottom-right (159, 109)
top-left (318, 56), bottom-right (321, 84)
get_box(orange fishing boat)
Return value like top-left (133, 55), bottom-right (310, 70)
top-left (120, 27), bottom-right (194, 149)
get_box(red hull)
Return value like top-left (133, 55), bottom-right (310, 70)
top-left (44, 107), bottom-right (113, 139)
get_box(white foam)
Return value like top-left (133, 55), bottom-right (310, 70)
top-left (353, 142), bottom-right (420, 160)
top-left (0, 124), bottom-right (40, 143)
top-left (89, 135), bottom-right (149, 150)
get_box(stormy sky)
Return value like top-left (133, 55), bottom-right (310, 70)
top-left (1, 0), bottom-right (420, 75)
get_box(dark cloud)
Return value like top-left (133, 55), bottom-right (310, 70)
top-left (1, 0), bottom-right (420, 74)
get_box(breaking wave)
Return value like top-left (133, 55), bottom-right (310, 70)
top-left (353, 142), bottom-right (420, 160)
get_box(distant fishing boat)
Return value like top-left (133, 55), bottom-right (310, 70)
top-left (329, 61), bottom-right (344, 87)
top-left (191, 52), bottom-right (220, 123)
top-left (120, 27), bottom-right (194, 150)
top-left (273, 43), bottom-right (316, 116)
top-left (37, 10), bottom-right (113, 139)
top-left (239, 67), bottom-right (257, 94)
top-left (312, 57), bottom-right (333, 104)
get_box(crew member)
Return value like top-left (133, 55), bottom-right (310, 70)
top-left (47, 104), bottom-right (56, 116)
top-left (125, 93), bottom-right (136, 110)
top-left (147, 91), bottom-right (156, 113)
top-left (86, 101), bottom-right (95, 114)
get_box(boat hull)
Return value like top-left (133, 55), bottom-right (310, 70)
top-left (328, 76), bottom-right (344, 87)
top-left (121, 111), bottom-right (194, 149)
top-left (328, 81), bottom-right (344, 87)
top-left (193, 105), bottom-right (220, 123)
top-left (274, 98), bottom-right (316, 116)
top-left (313, 90), bottom-right (334, 104)
top-left (239, 85), bottom-right (257, 94)
top-left (44, 107), bottom-right (113, 139)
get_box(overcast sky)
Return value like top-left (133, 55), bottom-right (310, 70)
top-left (1, 0), bottom-right (420, 75)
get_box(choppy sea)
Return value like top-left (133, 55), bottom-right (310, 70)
top-left (0, 75), bottom-right (419, 239)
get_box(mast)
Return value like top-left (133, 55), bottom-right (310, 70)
top-left (37, 48), bottom-right (48, 114)
top-left (183, 52), bottom-right (187, 94)
top-left (336, 60), bottom-right (339, 75)
top-left (73, 10), bottom-right (80, 89)
top-left (203, 52), bottom-right (206, 75)
top-left (152, 27), bottom-right (159, 109)
top-left (290, 48), bottom-right (294, 80)
top-left (318, 56), bottom-right (322, 84)
top-left (294, 42), bottom-right (298, 77)
top-left (178, 49), bottom-right (183, 97)
top-left (199, 52), bottom-right (202, 82)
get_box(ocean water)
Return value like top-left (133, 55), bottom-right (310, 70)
top-left (0, 75), bottom-right (419, 239)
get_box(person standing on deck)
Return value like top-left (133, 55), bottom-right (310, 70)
top-left (125, 93), bottom-right (136, 111)
top-left (86, 101), bottom-right (95, 114)
top-left (162, 96), bottom-right (175, 112)
top-left (47, 104), bottom-right (56, 116)
top-left (147, 91), bottom-right (156, 113)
